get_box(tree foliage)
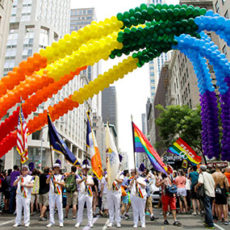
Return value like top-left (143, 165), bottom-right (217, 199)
top-left (155, 104), bottom-right (202, 152)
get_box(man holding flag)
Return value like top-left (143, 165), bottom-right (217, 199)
top-left (105, 123), bottom-right (123, 228)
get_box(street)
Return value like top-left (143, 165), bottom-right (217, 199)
top-left (0, 209), bottom-right (228, 230)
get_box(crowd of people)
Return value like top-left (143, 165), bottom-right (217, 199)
top-left (0, 160), bottom-right (230, 229)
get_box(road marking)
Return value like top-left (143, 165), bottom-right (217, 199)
top-left (102, 219), bottom-right (109, 230)
top-left (0, 219), bottom-right (15, 226)
top-left (214, 223), bottom-right (225, 230)
top-left (82, 216), bottom-right (99, 230)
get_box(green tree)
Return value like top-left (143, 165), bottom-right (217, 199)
top-left (155, 104), bottom-right (202, 153)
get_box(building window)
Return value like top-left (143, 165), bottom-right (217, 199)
top-left (224, 10), bottom-right (229, 19)
top-left (215, 1), bottom-right (220, 13)
top-left (222, 45), bottom-right (227, 56)
top-left (32, 130), bottom-right (41, 140)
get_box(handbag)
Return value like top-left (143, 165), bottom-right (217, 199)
top-left (165, 176), bottom-right (177, 196)
top-left (196, 184), bottom-right (205, 199)
top-left (166, 184), bottom-right (177, 196)
top-left (215, 184), bottom-right (222, 195)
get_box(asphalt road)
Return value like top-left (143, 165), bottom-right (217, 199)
top-left (0, 210), bottom-right (228, 230)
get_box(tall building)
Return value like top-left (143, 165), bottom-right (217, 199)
top-left (2, 0), bottom-right (92, 170)
top-left (0, 0), bottom-right (13, 78)
top-left (147, 0), bottom-right (170, 101)
top-left (102, 86), bottom-right (117, 129)
top-left (213, 0), bottom-right (230, 60)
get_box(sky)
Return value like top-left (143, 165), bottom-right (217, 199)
top-left (71, 0), bottom-right (179, 168)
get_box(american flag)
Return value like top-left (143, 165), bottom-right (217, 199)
top-left (16, 106), bottom-right (28, 163)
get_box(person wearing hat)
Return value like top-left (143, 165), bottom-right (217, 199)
top-left (46, 163), bottom-right (65, 228)
top-left (13, 165), bottom-right (34, 228)
top-left (75, 159), bottom-right (94, 228)
top-left (130, 164), bottom-right (147, 228)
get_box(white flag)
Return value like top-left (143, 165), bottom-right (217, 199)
top-left (105, 124), bottom-right (119, 190)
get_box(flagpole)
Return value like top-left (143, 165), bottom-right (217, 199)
top-left (47, 113), bottom-right (54, 168)
top-left (19, 99), bottom-right (23, 171)
top-left (131, 115), bottom-right (136, 170)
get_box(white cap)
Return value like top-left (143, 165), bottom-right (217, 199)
top-left (22, 165), bottom-right (29, 170)
top-left (53, 163), bottom-right (61, 168)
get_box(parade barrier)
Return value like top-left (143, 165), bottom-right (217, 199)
top-left (0, 3), bottom-right (230, 161)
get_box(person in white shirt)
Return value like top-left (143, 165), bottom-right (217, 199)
top-left (100, 171), bottom-right (108, 217)
top-left (75, 159), bottom-right (94, 228)
top-left (13, 165), bottom-right (34, 228)
top-left (195, 165), bottom-right (215, 228)
top-left (46, 163), bottom-right (65, 228)
top-left (130, 164), bottom-right (147, 228)
top-left (107, 172), bottom-right (124, 228)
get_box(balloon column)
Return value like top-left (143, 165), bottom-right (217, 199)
top-left (0, 3), bottom-right (230, 161)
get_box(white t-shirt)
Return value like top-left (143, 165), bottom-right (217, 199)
top-left (186, 178), bottom-right (191, 190)
top-left (16, 175), bottom-right (34, 198)
top-left (130, 177), bottom-right (147, 199)
top-left (77, 175), bottom-right (94, 195)
top-left (101, 176), bottom-right (108, 194)
top-left (49, 174), bottom-right (64, 195)
top-left (198, 172), bottom-right (215, 197)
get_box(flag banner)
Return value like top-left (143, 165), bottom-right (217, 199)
top-left (16, 105), bottom-right (29, 164)
top-left (182, 159), bottom-right (188, 169)
top-left (168, 138), bottom-right (202, 165)
top-left (47, 115), bottom-right (80, 166)
top-left (86, 114), bottom-right (103, 180)
top-left (132, 122), bottom-right (167, 174)
top-left (106, 123), bottom-right (120, 190)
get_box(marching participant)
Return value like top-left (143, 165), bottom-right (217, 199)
top-left (75, 159), bottom-right (94, 228)
top-left (46, 163), bottom-right (65, 228)
top-left (107, 171), bottom-right (124, 228)
top-left (130, 164), bottom-right (147, 228)
top-left (13, 165), bottom-right (34, 228)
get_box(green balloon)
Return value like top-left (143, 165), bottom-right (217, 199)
top-left (129, 9), bottom-right (135, 16)
top-left (142, 9), bottom-right (148, 17)
top-left (130, 16), bottom-right (136, 25)
top-left (140, 3), bottom-right (147, 10)
top-left (147, 6), bottom-right (154, 15)
top-left (123, 11), bottom-right (130, 19)
top-left (168, 4), bottom-right (175, 10)
top-left (117, 13), bottom-right (123, 20)
top-left (173, 8), bottom-right (180, 17)
top-left (200, 8), bottom-right (207, 15)
top-left (161, 9), bottom-right (167, 20)
top-left (156, 4), bottom-right (162, 10)
top-left (134, 11), bottom-right (142, 19)
top-left (180, 8), bottom-right (186, 17)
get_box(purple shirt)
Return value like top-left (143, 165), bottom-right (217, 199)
top-left (10, 171), bottom-right (20, 187)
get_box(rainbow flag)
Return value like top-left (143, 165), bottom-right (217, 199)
top-left (168, 138), bottom-right (202, 165)
top-left (132, 122), bottom-right (167, 174)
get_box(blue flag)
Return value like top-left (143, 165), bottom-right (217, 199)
top-left (47, 115), bottom-right (80, 166)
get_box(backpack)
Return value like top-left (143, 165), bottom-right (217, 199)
top-left (65, 174), bottom-right (77, 193)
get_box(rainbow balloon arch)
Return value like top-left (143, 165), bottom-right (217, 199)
top-left (0, 3), bottom-right (230, 161)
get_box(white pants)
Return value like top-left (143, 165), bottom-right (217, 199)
top-left (77, 193), bottom-right (93, 225)
top-left (130, 194), bottom-right (146, 226)
top-left (49, 194), bottom-right (63, 225)
top-left (15, 195), bottom-right (31, 225)
top-left (107, 190), bottom-right (121, 224)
